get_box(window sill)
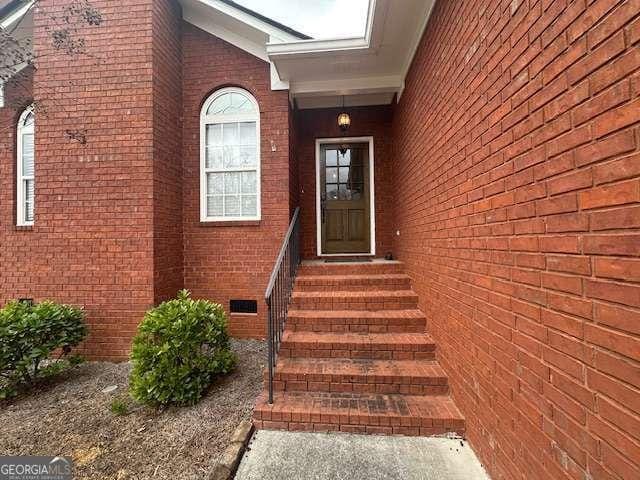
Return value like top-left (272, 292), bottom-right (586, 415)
top-left (199, 220), bottom-right (261, 227)
top-left (15, 225), bottom-right (33, 231)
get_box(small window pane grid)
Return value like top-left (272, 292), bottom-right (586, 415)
top-left (201, 89), bottom-right (259, 221)
top-left (325, 148), bottom-right (364, 201)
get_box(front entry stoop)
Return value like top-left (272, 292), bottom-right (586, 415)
top-left (253, 260), bottom-right (465, 436)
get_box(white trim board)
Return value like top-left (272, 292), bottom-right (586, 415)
top-left (315, 137), bottom-right (376, 257)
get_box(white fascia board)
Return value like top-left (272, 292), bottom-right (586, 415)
top-left (193, 0), bottom-right (301, 43)
top-left (270, 62), bottom-right (289, 91)
top-left (0, 0), bottom-right (34, 29)
top-left (183, 6), bottom-right (268, 62)
top-left (267, 37), bottom-right (369, 57)
top-left (397, 0), bottom-right (436, 99)
top-left (291, 75), bottom-right (403, 97)
top-left (266, 0), bottom-right (376, 56)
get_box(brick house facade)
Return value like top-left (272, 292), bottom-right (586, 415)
top-left (1, 0), bottom-right (639, 479)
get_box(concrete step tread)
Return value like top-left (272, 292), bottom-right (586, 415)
top-left (274, 358), bottom-right (447, 383)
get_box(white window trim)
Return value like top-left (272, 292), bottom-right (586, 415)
top-left (16, 107), bottom-right (34, 226)
top-left (200, 87), bottom-right (261, 222)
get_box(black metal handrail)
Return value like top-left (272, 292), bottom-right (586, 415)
top-left (265, 207), bottom-right (301, 404)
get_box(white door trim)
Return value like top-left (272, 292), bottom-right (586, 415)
top-left (315, 136), bottom-right (376, 257)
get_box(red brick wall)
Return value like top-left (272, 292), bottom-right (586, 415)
top-left (181, 23), bottom-right (291, 338)
top-left (393, 1), bottom-right (640, 479)
top-left (152, 0), bottom-right (184, 303)
top-left (295, 106), bottom-right (394, 259)
top-left (0, 0), bottom-right (157, 360)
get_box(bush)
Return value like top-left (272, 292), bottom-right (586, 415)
top-left (110, 398), bottom-right (129, 416)
top-left (0, 300), bottom-right (87, 399)
top-left (129, 290), bottom-right (236, 406)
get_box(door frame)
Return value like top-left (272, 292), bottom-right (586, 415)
top-left (315, 136), bottom-right (376, 257)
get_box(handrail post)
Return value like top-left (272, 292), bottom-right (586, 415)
top-left (267, 295), bottom-right (274, 404)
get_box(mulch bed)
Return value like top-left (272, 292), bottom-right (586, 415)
top-left (0, 339), bottom-right (266, 480)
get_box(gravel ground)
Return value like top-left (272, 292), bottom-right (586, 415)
top-left (0, 339), bottom-right (266, 480)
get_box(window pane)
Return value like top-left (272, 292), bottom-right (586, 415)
top-left (225, 195), bottom-right (241, 216)
top-left (207, 92), bottom-right (256, 116)
top-left (239, 122), bottom-right (256, 145)
top-left (338, 149), bottom-right (351, 165)
top-left (23, 111), bottom-right (34, 127)
top-left (339, 167), bottom-right (350, 183)
top-left (206, 147), bottom-right (223, 169)
top-left (224, 172), bottom-right (241, 194)
top-left (222, 122), bottom-right (238, 144)
top-left (326, 184), bottom-right (338, 200)
top-left (24, 179), bottom-right (34, 221)
top-left (207, 196), bottom-right (223, 217)
top-left (239, 146), bottom-right (257, 167)
top-left (22, 133), bottom-right (34, 176)
top-left (326, 167), bottom-right (338, 183)
top-left (241, 171), bottom-right (257, 194)
top-left (207, 173), bottom-right (223, 195)
top-left (206, 124), bottom-right (222, 147)
top-left (325, 150), bottom-right (338, 167)
top-left (223, 146), bottom-right (241, 168)
top-left (242, 195), bottom-right (257, 216)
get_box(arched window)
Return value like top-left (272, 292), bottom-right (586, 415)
top-left (17, 108), bottom-right (34, 226)
top-left (200, 87), bottom-right (260, 221)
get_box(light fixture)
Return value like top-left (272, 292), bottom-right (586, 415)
top-left (337, 95), bottom-right (350, 132)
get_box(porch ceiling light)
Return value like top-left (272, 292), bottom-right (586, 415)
top-left (338, 112), bottom-right (351, 132)
top-left (338, 95), bottom-right (351, 132)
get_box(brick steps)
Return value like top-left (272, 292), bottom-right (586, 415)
top-left (254, 391), bottom-right (465, 436)
top-left (298, 261), bottom-right (404, 276)
top-left (254, 260), bottom-right (464, 438)
top-left (287, 309), bottom-right (426, 333)
top-left (290, 290), bottom-right (419, 310)
top-left (271, 358), bottom-right (449, 395)
top-left (295, 274), bottom-right (412, 291)
top-left (279, 331), bottom-right (436, 360)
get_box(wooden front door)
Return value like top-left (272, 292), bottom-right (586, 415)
top-left (319, 142), bottom-right (371, 254)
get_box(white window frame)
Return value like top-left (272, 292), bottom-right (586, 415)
top-left (16, 107), bottom-right (34, 226)
top-left (200, 87), bottom-right (261, 222)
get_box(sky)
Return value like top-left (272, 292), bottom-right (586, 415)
top-left (234, 0), bottom-right (369, 39)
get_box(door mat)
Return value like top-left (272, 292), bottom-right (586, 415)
top-left (323, 257), bottom-right (373, 263)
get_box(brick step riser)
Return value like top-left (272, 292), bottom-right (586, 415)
top-left (253, 406), bottom-right (465, 436)
top-left (279, 346), bottom-right (436, 361)
top-left (295, 281), bottom-right (412, 292)
top-left (272, 380), bottom-right (449, 395)
top-left (253, 419), bottom-right (463, 437)
top-left (286, 320), bottom-right (426, 334)
top-left (290, 298), bottom-right (419, 311)
top-left (298, 265), bottom-right (403, 276)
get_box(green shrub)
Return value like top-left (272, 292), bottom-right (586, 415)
top-left (129, 290), bottom-right (236, 406)
top-left (0, 300), bottom-right (87, 399)
top-left (110, 398), bottom-right (129, 416)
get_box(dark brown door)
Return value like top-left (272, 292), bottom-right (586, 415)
top-left (320, 143), bottom-right (371, 254)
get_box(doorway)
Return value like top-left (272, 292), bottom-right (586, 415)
top-left (315, 137), bottom-right (375, 256)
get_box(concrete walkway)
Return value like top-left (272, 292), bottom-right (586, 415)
top-left (236, 430), bottom-right (490, 480)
